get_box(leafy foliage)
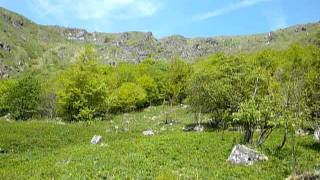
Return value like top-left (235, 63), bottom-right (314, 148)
top-left (6, 75), bottom-right (41, 120)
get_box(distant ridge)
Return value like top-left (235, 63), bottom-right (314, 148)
top-left (0, 6), bottom-right (319, 78)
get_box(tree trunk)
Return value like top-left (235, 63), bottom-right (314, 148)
top-left (256, 128), bottom-right (273, 147)
top-left (243, 123), bottom-right (254, 144)
top-left (277, 122), bottom-right (288, 150)
top-left (291, 127), bottom-right (297, 175)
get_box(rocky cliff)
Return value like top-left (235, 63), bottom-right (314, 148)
top-left (0, 7), bottom-right (320, 78)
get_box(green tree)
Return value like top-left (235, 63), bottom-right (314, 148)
top-left (0, 79), bottom-right (16, 116)
top-left (57, 46), bottom-right (109, 121)
top-left (6, 75), bottom-right (42, 120)
top-left (109, 82), bottom-right (147, 113)
top-left (136, 75), bottom-right (159, 105)
top-left (164, 58), bottom-right (192, 105)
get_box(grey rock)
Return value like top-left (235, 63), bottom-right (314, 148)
top-left (286, 169), bottom-right (320, 180)
top-left (182, 126), bottom-right (194, 132)
top-left (296, 128), bottom-right (309, 136)
top-left (193, 125), bottom-right (204, 132)
top-left (91, 135), bottom-right (102, 144)
top-left (12, 20), bottom-right (23, 29)
top-left (0, 41), bottom-right (11, 52)
top-left (143, 128), bottom-right (154, 136)
top-left (228, 144), bottom-right (268, 165)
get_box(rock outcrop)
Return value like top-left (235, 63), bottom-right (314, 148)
top-left (1, 6), bottom-right (320, 76)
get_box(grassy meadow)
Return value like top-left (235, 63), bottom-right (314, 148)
top-left (0, 106), bottom-right (319, 179)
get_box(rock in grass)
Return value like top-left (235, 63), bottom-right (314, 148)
top-left (314, 129), bottom-right (320, 142)
top-left (193, 125), bottom-right (204, 132)
top-left (228, 144), bottom-right (268, 165)
top-left (143, 128), bottom-right (154, 136)
top-left (296, 128), bottom-right (308, 136)
top-left (286, 170), bottom-right (320, 180)
top-left (91, 135), bottom-right (102, 144)
top-left (182, 126), bottom-right (193, 131)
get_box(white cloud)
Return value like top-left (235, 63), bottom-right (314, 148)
top-left (34, 0), bottom-right (162, 21)
top-left (193, 0), bottom-right (271, 21)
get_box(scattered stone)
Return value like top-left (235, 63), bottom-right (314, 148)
top-left (0, 41), bottom-right (11, 52)
top-left (3, 113), bottom-right (11, 119)
top-left (180, 104), bottom-right (189, 109)
top-left (193, 125), bottom-right (204, 132)
top-left (314, 129), bottom-right (320, 142)
top-left (143, 128), bottom-right (154, 136)
top-left (182, 126), bottom-right (194, 132)
top-left (228, 144), bottom-right (268, 165)
top-left (56, 121), bottom-right (66, 125)
top-left (1, 113), bottom-right (12, 122)
top-left (91, 135), bottom-right (102, 145)
top-left (286, 170), bottom-right (320, 180)
top-left (12, 20), bottom-right (23, 29)
top-left (296, 128), bottom-right (309, 136)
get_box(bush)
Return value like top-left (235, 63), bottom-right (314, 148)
top-left (0, 79), bottom-right (16, 116)
top-left (57, 45), bottom-right (109, 121)
top-left (136, 75), bottom-right (160, 105)
top-left (57, 62), bottom-right (109, 121)
top-left (109, 82), bottom-right (147, 113)
top-left (6, 75), bottom-right (42, 120)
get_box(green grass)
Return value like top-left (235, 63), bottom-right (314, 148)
top-left (0, 106), bottom-right (319, 179)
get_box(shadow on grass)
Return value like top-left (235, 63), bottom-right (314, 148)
top-left (301, 141), bottom-right (320, 152)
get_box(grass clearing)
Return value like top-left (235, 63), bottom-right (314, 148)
top-left (0, 106), bottom-right (319, 179)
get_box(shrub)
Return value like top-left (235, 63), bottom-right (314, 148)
top-left (109, 82), bottom-right (147, 113)
top-left (6, 75), bottom-right (42, 120)
top-left (0, 79), bottom-right (16, 116)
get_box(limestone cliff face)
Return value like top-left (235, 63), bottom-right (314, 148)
top-left (0, 7), bottom-right (320, 78)
top-left (54, 23), bottom-right (320, 64)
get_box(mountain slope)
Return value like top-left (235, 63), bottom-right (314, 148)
top-left (0, 7), bottom-right (319, 78)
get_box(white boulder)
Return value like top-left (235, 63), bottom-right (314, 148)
top-left (228, 144), bottom-right (268, 165)
top-left (193, 125), bottom-right (204, 132)
top-left (91, 135), bottom-right (102, 144)
top-left (143, 128), bottom-right (154, 136)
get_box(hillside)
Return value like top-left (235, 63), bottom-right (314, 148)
top-left (0, 7), bottom-right (320, 78)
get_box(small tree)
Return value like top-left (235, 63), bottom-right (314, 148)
top-left (233, 99), bottom-right (260, 144)
top-left (7, 75), bottom-right (42, 120)
top-left (109, 82), bottom-right (147, 113)
top-left (57, 46), bottom-right (109, 121)
top-left (136, 75), bottom-right (159, 105)
top-left (0, 79), bottom-right (16, 116)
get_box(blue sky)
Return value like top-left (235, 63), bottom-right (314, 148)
top-left (0, 0), bottom-right (319, 38)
